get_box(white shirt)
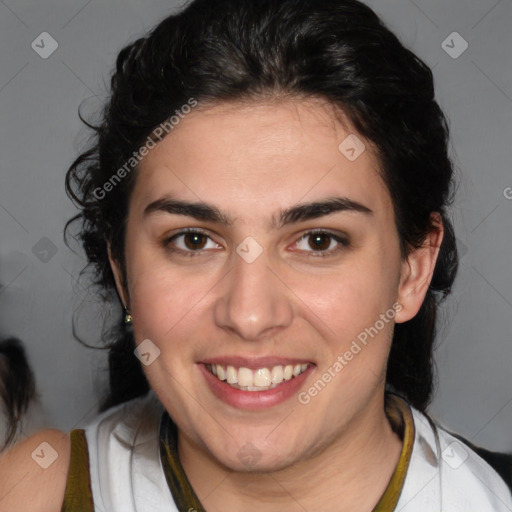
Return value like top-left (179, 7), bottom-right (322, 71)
top-left (82, 392), bottom-right (512, 511)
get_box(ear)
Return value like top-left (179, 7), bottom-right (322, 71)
top-left (395, 213), bottom-right (444, 323)
top-left (107, 244), bottom-right (129, 309)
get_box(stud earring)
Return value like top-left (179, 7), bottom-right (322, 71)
top-left (123, 307), bottom-right (133, 326)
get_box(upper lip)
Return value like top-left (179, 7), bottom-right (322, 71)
top-left (200, 356), bottom-right (314, 369)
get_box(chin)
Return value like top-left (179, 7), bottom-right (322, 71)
top-left (205, 433), bottom-right (307, 474)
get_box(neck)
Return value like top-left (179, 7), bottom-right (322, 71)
top-left (178, 391), bottom-right (403, 512)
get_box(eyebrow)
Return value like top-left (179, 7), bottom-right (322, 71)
top-left (143, 195), bottom-right (373, 229)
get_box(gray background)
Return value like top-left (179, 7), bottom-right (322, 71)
top-left (0, 0), bottom-right (510, 450)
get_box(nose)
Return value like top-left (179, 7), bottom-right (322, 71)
top-left (213, 245), bottom-right (294, 341)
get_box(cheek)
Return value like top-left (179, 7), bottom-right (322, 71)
top-left (127, 265), bottom-right (209, 411)
top-left (299, 256), bottom-right (399, 394)
top-left (126, 250), bottom-right (210, 353)
top-left (303, 257), bottom-right (398, 336)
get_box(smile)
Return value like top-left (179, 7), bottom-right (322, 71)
top-left (206, 363), bottom-right (309, 391)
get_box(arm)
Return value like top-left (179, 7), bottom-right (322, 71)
top-left (0, 429), bottom-right (70, 512)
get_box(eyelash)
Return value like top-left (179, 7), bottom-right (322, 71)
top-left (162, 228), bottom-right (350, 258)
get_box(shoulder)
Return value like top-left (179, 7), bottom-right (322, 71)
top-left (83, 391), bottom-right (162, 443)
top-left (83, 391), bottom-right (163, 469)
top-left (452, 434), bottom-right (512, 490)
top-left (404, 404), bottom-right (512, 511)
top-left (82, 392), bottom-right (169, 511)
top-left (435, 424), bottom-right (512, 502)
top-left (0, 428), bottom-right (70, 512)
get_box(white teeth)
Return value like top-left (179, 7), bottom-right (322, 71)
top-left (226, 365), bottom-right (237, 384)
top-left (238, 367), bottom-right (253, 387)
top-left (216, 365), bottom-right (226, 380)
top-left (271, 365), bottom-right (284, 384)
top-left (254, 368), bottom-right (271, 386)
top-left (283, 365), bottom-right (293, 380)
top-left (208, 363), bottom-right (309, 391)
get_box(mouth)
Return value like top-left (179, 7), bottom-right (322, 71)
top-left (199, 358), bottom-right (314, 410)
top-left (205, 363), bottom-right (310, 391)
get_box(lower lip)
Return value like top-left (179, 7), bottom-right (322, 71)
top-left (198, 364), bottom-right (313, 410)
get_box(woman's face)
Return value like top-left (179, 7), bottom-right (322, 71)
top-left (110, 98), bottom-right (434, 471)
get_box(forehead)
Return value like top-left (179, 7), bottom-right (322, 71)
top-left (132, 98), bottom-right (392, 222)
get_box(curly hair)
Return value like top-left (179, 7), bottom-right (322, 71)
top-left (65, 0), bottom-right (458, 413)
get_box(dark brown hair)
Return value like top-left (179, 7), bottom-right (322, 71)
top-left (65, 0), bottom-right (458, 412)
top-left (0, 338), bottom-right (36, 450)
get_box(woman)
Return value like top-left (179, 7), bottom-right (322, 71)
top-left (1, 0), bottom-right (510, 510)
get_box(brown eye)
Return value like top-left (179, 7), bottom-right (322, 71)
top-left (308, 233), bottom-right (332, 251)
top-left (294, 230), bottom-right (350, 257)
top-left (164, 229), bottom-right (221, 257)
top-left (183, 232), bottom-right (208, 250)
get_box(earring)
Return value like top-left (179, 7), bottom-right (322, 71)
top-left (124, 307), bottom-right (133, 326)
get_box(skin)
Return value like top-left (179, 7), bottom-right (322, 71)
top-left (0, 97), bottom-right (443, 512)
top-left (0, 429), bottom-right (70, 512)
top-left (108, 97), bottom-right (443, 512)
